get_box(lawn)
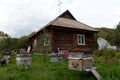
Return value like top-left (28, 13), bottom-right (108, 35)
top-left (0, 53), bottom-right (120, 80)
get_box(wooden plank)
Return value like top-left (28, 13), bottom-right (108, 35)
top-left (91, 68), bottom-right (101, 80)
top-left (68, 59), bottom-right (82, 71)
top-left (68, 57), bottom-right (81, 59)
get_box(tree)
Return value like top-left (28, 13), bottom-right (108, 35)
top-left (0, 37), bottom-right (18, 51)
top-left (114, 22), bottom-right (120, 46)
top-left (17, 36), bottom-right (29, 49)
top-left (0, 31), bottom-right (36, 52)
top-left (0, 31), bottom-right (8, 36)
top-left (39, 29), bottom-right (50, 62)
top-left (96, 27), bottom-right (114, 45)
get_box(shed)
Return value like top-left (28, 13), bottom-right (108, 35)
top-left (28, 10), bottom-right (98, 53)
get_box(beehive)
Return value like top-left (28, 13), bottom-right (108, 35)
top-left (16, 49), bottom-right (31, 67)
top-left (16, 54), bottom-right (31, 68)
top-left (68, 50), bottom-right (93, 71)
top-left (50, 53), bottom-right (63, 62)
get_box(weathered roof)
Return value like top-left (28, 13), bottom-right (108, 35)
top-left (30, 10), bottom-right (98, 38)
top-left (38, 10), bottom-right (98, 32)
top-left (47, 17), bottom-right (98, 32)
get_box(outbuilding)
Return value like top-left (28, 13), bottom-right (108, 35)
top-left (28, 10), bottom-right (98, 53)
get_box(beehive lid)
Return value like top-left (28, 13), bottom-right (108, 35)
top-left (68, 57), bottom-right (81, 60)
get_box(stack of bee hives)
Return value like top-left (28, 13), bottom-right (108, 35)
top-left (16, 49), bottom-right (31, 68)
top-left (68, 50), bottom-right (93, 71)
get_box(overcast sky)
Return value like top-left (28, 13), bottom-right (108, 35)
top-left (0, 0), bottom-right (120, 38)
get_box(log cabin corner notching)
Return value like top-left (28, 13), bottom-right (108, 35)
top-left (28, 10), bottom-right (98, 53)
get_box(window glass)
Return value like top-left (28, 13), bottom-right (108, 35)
top-left (77, 34), bottom-right (85, 45)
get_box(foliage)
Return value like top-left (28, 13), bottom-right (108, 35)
top-left (114, 52), bottom-right (120, 63)
top-left (96, 22), bottom-right (120, 47)
top-left (94, 50), bottom-right (120, 79)
top-left (39, 29), bottom-right (51, 62)
top-left (96, 27), bottom-right (114, 45)
top-left (0, 36), bottom-right (29, 51)
top-left (114, 22), bottom-right (120, 46)
top-left (0, 31), bottom-right (34, 51)
top-left (15, 32), bottom-right (36, 49)
top-left (0, 37), bottom-right (18, 51)
top-left (0, 31), bottom-right (9, 36)
top-left (17, 36), bottom-right (29, 49)
top-left (94, 56), bottom-right (120, 80)
top-left (94, 49), bottom-right (117, 64)
top-left (1, 53), bottom-right (120, 80)
top-left (0, 54), bottom-right (94, 80)
top-left (102, 49), bottom-right (117, 64)
top-left (93, 49), bottom-right (103, 57)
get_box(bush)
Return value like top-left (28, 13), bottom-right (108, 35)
top-left (93, 50), bottom-right (103, 57)
top-left (115, 52), bottom-right (120, 59)
top-left (102, 49), bottom-right (117, 64)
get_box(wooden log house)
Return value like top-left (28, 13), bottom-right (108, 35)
top-left (28, 10), bottom-right (98, 53)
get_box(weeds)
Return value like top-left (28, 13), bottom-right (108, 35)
top-left (0, 52), bottom-right (120, 80)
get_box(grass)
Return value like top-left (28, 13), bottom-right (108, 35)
top-left (94, 56), bottom-right (120, 80)
top-left (0, 52), bottom-right (120, 80)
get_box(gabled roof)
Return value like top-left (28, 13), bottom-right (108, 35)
top-left (38, 10), bottom-right (98, 31)
top-left (47, 17), bottom-right (98, 32)
top-left (57, 10), bottom-right (76, 20)
top-left (30, 10), bottom-right (98, 38)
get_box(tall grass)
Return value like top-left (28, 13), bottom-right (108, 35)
top-left (0, 54), bottom-right (94, 80)
top-left (0, 51), bottom-right (120, 80)
top-left (94, 49), bottom-right (120, 80)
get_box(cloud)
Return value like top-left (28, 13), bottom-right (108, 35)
top-left (68, 0), bottom-right (120, 28)
top-left (0, 0), bottom-right (57, 38)
top-left (0, 0), bottom-right (120, 38)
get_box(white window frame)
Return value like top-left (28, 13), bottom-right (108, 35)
top-left (77, 34), bottom-right (85, 45)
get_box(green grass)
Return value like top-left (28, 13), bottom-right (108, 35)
top-left (94, 56), bottom-right (120, 80)
top-left (0, 53), bottom-right (120, 80)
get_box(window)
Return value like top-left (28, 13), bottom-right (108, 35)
top-left (77, 34), bottom-right (85, 45)
top-left (34, 39), bottom-right (37, 48)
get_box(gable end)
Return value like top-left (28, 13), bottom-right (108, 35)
top-left (58, 10), bottom-right (76, 20)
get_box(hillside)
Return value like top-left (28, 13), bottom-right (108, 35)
top-left (96, 27), bottom-right (115, 45)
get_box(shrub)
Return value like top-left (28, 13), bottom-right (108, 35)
top-left (93, 49), bottom-right (103, 57)
top-left (114, 52), bottom-right (120, 64)
top-left (102, 49), bottom-right (117, 64)
top-left (115, 52), bottom-right (120, 59)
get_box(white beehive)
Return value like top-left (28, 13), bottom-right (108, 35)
top-left (16, 53), bottom-right (31, 68)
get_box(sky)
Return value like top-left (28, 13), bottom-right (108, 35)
top-left (0, 0), bottom-right (120, 38)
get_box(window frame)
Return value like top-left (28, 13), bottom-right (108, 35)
top-left (77, 34), bottom-right (85, 45)
top-left (34, 39), bottom-right (37, 48)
